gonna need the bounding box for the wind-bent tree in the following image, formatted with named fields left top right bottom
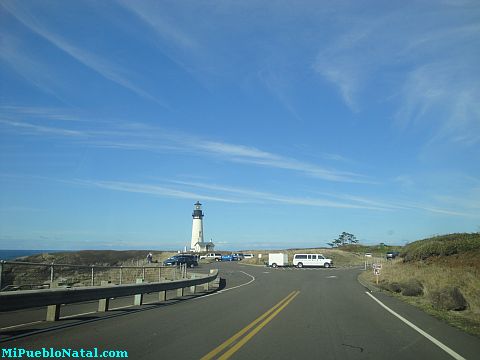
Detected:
left=332, top=232, right=358, bottom=246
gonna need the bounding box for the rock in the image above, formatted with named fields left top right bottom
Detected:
left=401, top=279, right=424, bottom=296
left=430, top=287, right=468, bottom=311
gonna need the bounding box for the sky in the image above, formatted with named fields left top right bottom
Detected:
left=0, top=0, right=479, bottom=251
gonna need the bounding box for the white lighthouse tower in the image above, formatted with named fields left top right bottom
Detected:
left=190, top=201, right=214, bottom=253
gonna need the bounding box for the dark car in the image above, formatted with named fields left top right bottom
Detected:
left=163, top=255, right=198, bottom=267
left=386, top=251, right=400, bottom=260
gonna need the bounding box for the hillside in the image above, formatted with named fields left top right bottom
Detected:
left=400, top=233, right=480, bottom=266
left=360, top=233, right=480, bottom=337
left=15, top=250, right=173, bottom=266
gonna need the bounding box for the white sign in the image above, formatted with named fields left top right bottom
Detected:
left=373, top=268, right=380, bottom=275
left=372, top=263, right=382, bottom=270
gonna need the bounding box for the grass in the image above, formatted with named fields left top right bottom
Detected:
left=401, top=233, right=480, bottom=261
left=359, top=233, right=480, bottom=337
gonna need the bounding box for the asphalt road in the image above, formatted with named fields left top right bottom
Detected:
left=1, top=262, right=479, bottom=359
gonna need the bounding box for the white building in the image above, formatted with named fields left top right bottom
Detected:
left=190, top=201, right=215, bottom=253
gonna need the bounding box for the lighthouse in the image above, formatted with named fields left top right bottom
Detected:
left=190, top=201, right=214, bottom=253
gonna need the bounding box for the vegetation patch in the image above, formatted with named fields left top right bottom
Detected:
left=359, top=233, right=480, bottom=337
left=401, top=233, right=480, bottom=262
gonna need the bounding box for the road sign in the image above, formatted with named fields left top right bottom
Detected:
left=374, top=268, right=380, bottom=275
left=372, top=263, right=382, bottom=270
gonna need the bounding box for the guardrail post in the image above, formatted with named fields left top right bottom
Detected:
left=177, top=269, right=185, bottom=297
left=209, top=269, right=218, bottom=290
left=134, top=278, right=144, bottom=306
left=91, top=266, right=95, bottom=286
left=46, top=304, right=60, bottom=321
left=158, top=267, right=161, bottom=282
left=119, top=266, right=123, bottom=285
left=190, top=274, right=196, bottom=294
left=142, top=267, right=146, bottom=281
left=50, top=262, right=55, bottom=287
left=98, top=281, right=111, bottom=312
left=159, top=289, right=167, bottom=301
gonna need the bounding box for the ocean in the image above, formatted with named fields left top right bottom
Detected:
left=0, top=250, right=65, bottom=261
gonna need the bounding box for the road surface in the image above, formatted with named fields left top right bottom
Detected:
left=1, top=262, right=479, bottom=359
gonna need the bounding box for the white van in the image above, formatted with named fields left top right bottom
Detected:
left=293, top=254, right=333, bottom=268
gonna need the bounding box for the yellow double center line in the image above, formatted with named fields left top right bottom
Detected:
left=201, top=290, right=300, bottom=360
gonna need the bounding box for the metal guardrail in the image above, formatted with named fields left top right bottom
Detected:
left=0, top=260, right=183, bottom=291
left=0, top=269, right=219, bottom=321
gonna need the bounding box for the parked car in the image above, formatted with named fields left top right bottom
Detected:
left=163, top=255, right=198, bottom=267
left=293, top=254, right=333, bottom=268
left=365, top=253, right=372, bottom=257
left=386, top=251, right=400, bottom=260
left=243, top=253, right=254, bottom=259
left=199, top=253, right=222, bottom=261
left=221, top=254, right=239, bottom=261
left=232, top=253, right=244, bottom=260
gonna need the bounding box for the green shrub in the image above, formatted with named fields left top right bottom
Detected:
left=402, top=233, right=480, bottom=262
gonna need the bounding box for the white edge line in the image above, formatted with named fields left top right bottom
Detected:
left=365, top=292, right=466, bottom=360
left=225, top=271, right=255, bottom=291
left=195, top=270, right=255, bottom=299
left=1, top=320, right=43, bottom=331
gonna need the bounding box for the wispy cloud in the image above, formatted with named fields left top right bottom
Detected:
left=0, top=111, right=368, bottom=183
left=258, top=67, right=303, bottom=121
left=72, top=177, right=479, bottom=217
left=396, top=60, right=480, bottom=144
left=72, top=179, right=242, bottom=203
left=0, top=105, right=83, bottom=122
left=313, top=20, right=376, bottom=112
left=0, top=119, right=85, bottom=137
left=1, top=1, right=165, bottom=106
left=118, top=0, right=198, bottom=52
left=313, top=3, right=480, bottom=144
left=0, top=33, right=68, bottom=101
left=171, top=180, right=388, bottom=210
left=74, top=178, right=385, bottom=210
left=194, top=141, right=371, bottom=183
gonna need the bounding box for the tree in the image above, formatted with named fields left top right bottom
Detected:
left=333, top=232, right=358, bottom=246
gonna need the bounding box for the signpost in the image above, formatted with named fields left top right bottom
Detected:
left=373, top=263, right=381, bottom=284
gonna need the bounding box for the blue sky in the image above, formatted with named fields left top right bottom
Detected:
left=1, top=0, right=479, bottom=251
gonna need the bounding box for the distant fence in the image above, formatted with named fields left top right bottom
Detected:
left=0, top=260, right=188, bottom=291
